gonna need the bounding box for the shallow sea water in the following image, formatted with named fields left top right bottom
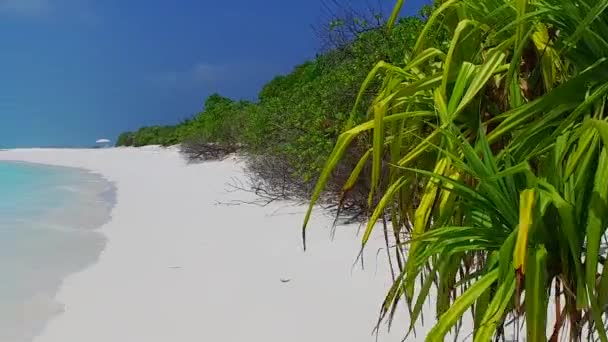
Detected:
left=0, top=161, right=115, bottom=341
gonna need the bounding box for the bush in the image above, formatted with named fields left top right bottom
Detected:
left=114, top=15, right=426, bottom=213
left=127, top=126, right=178, bottom=147
left=180, top=136, right=238, bottom=162
left=305, top=0, right=608, bottom=340
left=116, top=132, right=134, bottom=146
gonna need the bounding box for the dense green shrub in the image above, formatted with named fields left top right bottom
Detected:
left=114, top=125, right=178, bottom=147
left=116, top=131, right=134, bottom=147
left=242, top=16, right=426, bottom=182
left=116, top=15, right=427, bottom=198
left=305, top=0, right=608, bottom=340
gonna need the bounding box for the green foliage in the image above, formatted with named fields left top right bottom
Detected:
left=115, top=94, right=252, bottom=148
left=115, top=16, right=426, bottom=186
left=116, top=131, right=134, bottom=146
left=189, top=94, right=251, bottom=145
left=305, top=0, right=608, bottom=340
left=120, top=125, right=179, bottom=147
left=248, top=16, right=425, bottom=181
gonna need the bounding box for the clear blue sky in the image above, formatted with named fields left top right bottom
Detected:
left=0, top=0, right=428, bottom=147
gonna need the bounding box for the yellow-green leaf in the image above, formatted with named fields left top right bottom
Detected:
left=427, top=269, right=499, bottom=341
left=525, top=245, right=548, bottom=342
left=513, top=188, right=537, bottom=274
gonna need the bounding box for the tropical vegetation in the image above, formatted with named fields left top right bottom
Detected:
left=116, top=14, right=427, bottom=195
left=304, top=0, right=608, bottom=340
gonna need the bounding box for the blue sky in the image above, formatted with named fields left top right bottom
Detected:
left=0, top=0, right=428, bottom=147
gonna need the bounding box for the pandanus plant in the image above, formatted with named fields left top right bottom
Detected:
left=303, top=0, right=608, bottom=340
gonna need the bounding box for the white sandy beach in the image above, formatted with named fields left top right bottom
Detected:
left=0, top=147, right=416, bottom=342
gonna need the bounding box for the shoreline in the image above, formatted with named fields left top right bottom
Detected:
left=0, top=147, right=407, bottom=342
left=0, top=159, right=115, bottom=342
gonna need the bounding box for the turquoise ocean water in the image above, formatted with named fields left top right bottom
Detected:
left=0, top=161, right=115, bottom=341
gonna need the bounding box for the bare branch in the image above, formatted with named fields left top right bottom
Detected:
left=313, top=0, right=387, bottom=52
left=180, top=137, right=238, bottom=162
